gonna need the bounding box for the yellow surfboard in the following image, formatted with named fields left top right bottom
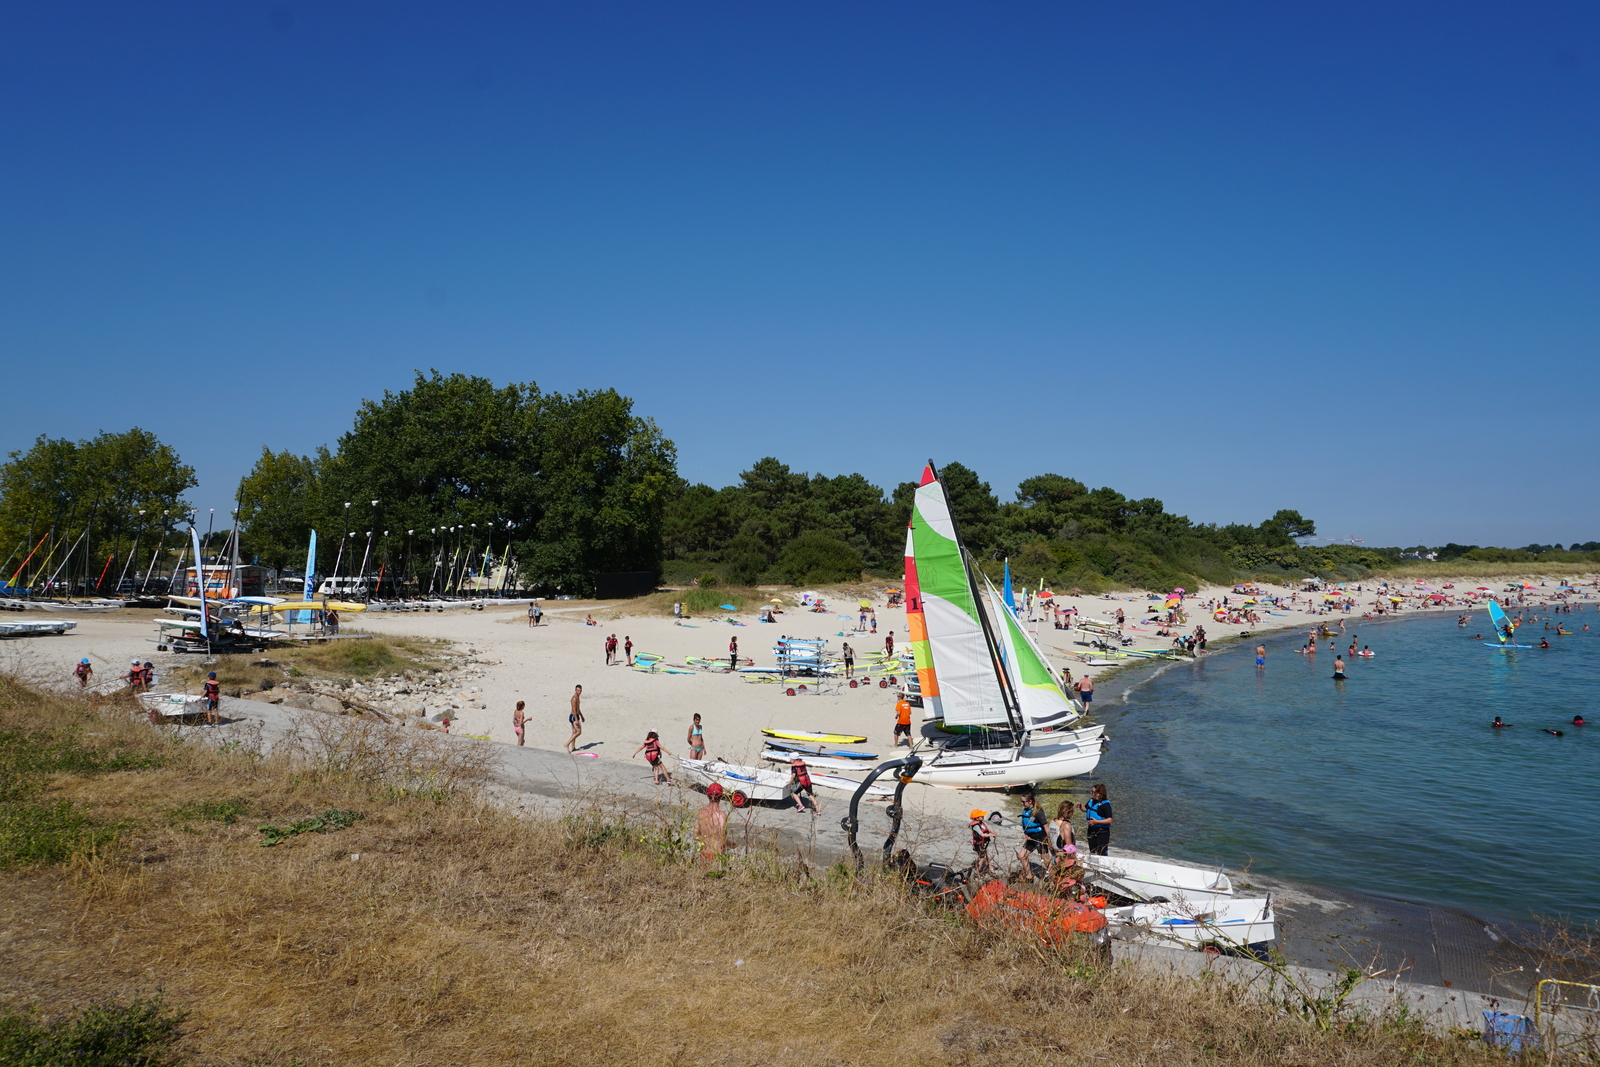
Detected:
left=269, top=600, right=368, bottom=613
left=761, top=728, right=869, bottom=744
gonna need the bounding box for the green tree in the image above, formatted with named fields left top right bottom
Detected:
left=306, top=371, right=676, bottom=595
left=776, top=531, right=864, bottom=585
left=237, top=448, right=323, bottom=572
left=0, top=429, right=195, bottom=589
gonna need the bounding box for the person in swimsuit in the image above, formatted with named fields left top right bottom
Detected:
left=687, top=712, right=706, bottom=760
left=565, top=685, right=584, bottom=753
left=1049, top=800, right=1080, bottom=876
left=1255, top=643, right=1266, bottom=668
left=1075, top=674, right=1093, bottom=707
left=696, top=782, right=728, bottom=862
left=1333, top=655, right=1346, bottom=680
left=633, top=730, right=672, bottom=783
left=512, top=700, right=527, bottom=746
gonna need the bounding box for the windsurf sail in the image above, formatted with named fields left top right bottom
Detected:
left=905, top=464, right=1010, bottom=727
left=189, top=525, right=208, bottom=642
left=1487, top=600, right=1513, bottom=644
left=303, top=531, right=317, bottom=602
left=1003, top=559, right=1016, bottom=614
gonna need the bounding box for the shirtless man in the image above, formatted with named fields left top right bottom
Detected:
left=565, top=686, right=585, bottom=753
left=1255, top=643, right=1266, bottom=669
left=696, top=783, right=728, bottom=862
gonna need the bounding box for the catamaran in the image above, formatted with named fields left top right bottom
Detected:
left=902, top=463, right=1105, bottom=789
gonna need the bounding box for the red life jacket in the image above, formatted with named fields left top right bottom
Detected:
left=644, top=738, right=661, bottom=762
left=791, top=761, right=812, bottom=788
left=203, top=680, right=219, bottom=699
left=140, top=665, right=154, bottom=686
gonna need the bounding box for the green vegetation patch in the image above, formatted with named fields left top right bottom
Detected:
left=0, top=799, right=120, bottom=869
left=258, top=809, right=363, bottom=847
left=0, top=995, right=186, bottom=1067
left=168, top=797, right=252, bottom=828
left=0, top=727, right=164, bottom=798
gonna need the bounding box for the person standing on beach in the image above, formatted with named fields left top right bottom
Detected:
left=842, top=642, right=854, bottom=678
left=1075, top=673, right=1093, bottom=709
left=1084, top=784, right=1112, bottom=856
left=1255, top=643, right=1266, bottom=669
left=728, top=635, right=739, bottom=671
left=202, top=672, right=220, bottom=726
left=696, top=782, right=728, bottom=862
left=326, top=609, right=340, bottom=636
left=869, top=607, right=877, bottom=633
left=893, top=697, right=912, bottom=747
left=566, top=685, right=584, bottom=753
left=788, top=757, right=818, bottom=813
left=1015, top=792, right=1052, bottom=883
left=528, top=603, right=536, bottom=627
left=512, top=700, right=527, bottom=746
left=73, top=658, right=93, bottom=689
left=885, top=632, right=895, bottom=658
left=687, top=712, right=706, bottom=760
left=624, top=636, right=633, bottom=666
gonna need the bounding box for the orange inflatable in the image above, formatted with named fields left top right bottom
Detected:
left=965, top=880, right=1107, bottom=945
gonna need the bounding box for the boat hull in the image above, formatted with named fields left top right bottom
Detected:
left=1104, top=898, right=1274, bottom=952
left=912, top=725, right=1105, bottom=788
left=1084, top=853, right=1233, bottom=905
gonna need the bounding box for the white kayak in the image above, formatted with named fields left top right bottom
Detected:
left=676, top=758, right=791, bottom=806
left=810, top=774, right=895, bottom=798
left=1104, top=897, right=1275, bottom=952
left=1084, top=853, right=1233, bottom=905
left=760, top=750, right=870, bottom=772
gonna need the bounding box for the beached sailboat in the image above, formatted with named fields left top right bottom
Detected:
left=903, top=463, right=1105, bottom=789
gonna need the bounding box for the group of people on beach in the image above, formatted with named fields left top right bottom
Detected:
left=968, top=785, right=1113, bottom=890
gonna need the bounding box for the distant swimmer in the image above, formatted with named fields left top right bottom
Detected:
left=1543, top=729, right=1565, bottom=737
left=1471, top=634, right=1485, bottom=640
left=1492, top=716, right=1512, bottom=728
left=1539, top=638, right=1551, bottom=649
left=1332, top=655, right=1347, bottom=680
left=1359, top=645, right=1374, bottom=657
left=1573, top=716, right=1587, bottom=726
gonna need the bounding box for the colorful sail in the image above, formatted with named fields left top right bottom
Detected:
left=984, top=577, right=1078, bottom=731
left=1487, top=599, right=1513, bottom=644
left=189, top=525, right=208, bottom=642
left=906, top=465, right=1009, bottom=727
left=302, top=530, right=317, bottom=602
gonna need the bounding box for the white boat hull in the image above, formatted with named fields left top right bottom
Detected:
left=1084, top=853, right=1233, bottom=905
left=677, top=758, right=792, bottom=803
left=1105, top=898, right=1274, bottom=951
left=911, top=725, right=1105, bottom=788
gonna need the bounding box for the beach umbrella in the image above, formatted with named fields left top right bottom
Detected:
left=859, top=598, right=871, bottom=608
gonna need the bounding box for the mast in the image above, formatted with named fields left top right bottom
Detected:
left=928, top=461, right=1025, bottom=736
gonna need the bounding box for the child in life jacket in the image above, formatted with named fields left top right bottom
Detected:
left=633, top=731, right=672, bottom=784
left=202, top=672, right=220, bottom=727
left=969, top=809, right=995, bottom=876
left=789, top=757, right=818, bottom=814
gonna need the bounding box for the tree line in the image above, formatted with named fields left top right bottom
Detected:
left=4, top=375, right=1596, bottom=595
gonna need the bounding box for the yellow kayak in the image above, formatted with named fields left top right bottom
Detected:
left=761, top=728, right=869, bottom=744
left=270, top=600, right=368, bottom=613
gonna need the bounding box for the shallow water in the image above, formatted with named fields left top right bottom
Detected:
left=1087, top=606, right=1599, bottom=925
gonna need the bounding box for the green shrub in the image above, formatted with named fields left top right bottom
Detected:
left=0, top=800, right=118, bottom=868
left=685, top=589, right=741, bottom=614
left=0, top=995, right=186, bottom=1067
left=775, top=532, right=863, bottom=585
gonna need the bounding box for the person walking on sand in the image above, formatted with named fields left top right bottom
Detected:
left=1015, top=792, right=1053, bottom=883
left=528, top=602, right=536, bottom=627
left=1049, top=800, right=1080, bottom=873
left=696, top=782, right=728, bottom=863
left=565, top=685, right=585, bottom=753
left=728, top=635, right=739, bottom=672
left=788, top=756, right=819, bottom=814
left=885, top=631, right=894, bottom=658
left=73, top=658, right=93, bottom=689
left=1084, top=784, right=1112, bottom=856
left=969, top=809, right=995, bottom=877
left=325, top=609, right=340, bottom=636
left=512, top=700, right=527, bottom=746
left=633, top=730, right=672, bottom=783
left=624, top=636, right=633, bottom=666
left=202, top=671, right=220, bottom=726
left=869, top=607, right=877, bottom=633
left=1255, top=643, right=1266, bottom=669
left=842, top=641, right=854, bottom=678
left=687, top=712, right=706, bottom=760
left=893, top=697, right=913, bottom=747
left=532, top=600, right=542, bottom=626
left=1075, top=673, right=1093, bottom=709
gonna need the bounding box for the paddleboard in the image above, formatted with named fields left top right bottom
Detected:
left=264, top=600, right=368, bottom=613
left=762, top=739, right=878, bottom=759
left=762, top=728, right=868, bottom=744
left=1484, top=643, right=1532, bottom=649
left=760, top=750, right=871, bottom=772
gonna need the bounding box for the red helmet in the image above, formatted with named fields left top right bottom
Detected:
left=705, top=783, right=724, bottom=800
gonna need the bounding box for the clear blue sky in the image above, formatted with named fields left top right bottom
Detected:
left=3, top=2, right=1596, bottom=548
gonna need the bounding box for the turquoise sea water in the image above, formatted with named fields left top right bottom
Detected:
left=1097, top=606, right=1599, bottom=925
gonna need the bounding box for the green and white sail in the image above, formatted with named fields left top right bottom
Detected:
left=983, top=576, right=1079, bottom=731
left=907, top=467, right=1009, bottom=727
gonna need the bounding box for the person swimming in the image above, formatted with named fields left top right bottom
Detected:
left=1573, top=716, right=1587, bottom=726
left=1492, top=716, right=1511, bottom=728
left=1359, top=645, right=1374, bottom=657
left=1540, top=638, right=1551, bottom=648
left=1543, top=729, right=1566, bottom=737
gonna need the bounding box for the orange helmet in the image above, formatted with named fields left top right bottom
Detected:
left=969, top=809, right=986, bottom=821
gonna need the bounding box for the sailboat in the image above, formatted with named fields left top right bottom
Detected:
left=1484, top=599, right=1529, bottom=648
left=903, top=462, right=1105, bottom=789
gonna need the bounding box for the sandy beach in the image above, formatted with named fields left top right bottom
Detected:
left=10, top=573, right=1593, bottom=838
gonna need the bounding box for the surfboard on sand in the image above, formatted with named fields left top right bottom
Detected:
left=761, top=728, right=869, bottom=744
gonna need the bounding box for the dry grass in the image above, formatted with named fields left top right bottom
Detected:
left=163, top=634, right=450, bottom=694
left=0, top=678, right=1525, bottom=1067
left=1370, top=562, right=1599, bottom=582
